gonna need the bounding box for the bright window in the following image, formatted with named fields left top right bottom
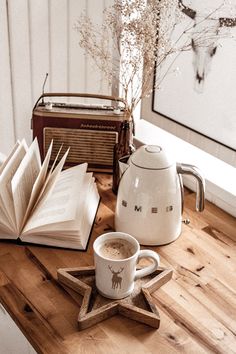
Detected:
left=137, top=1, right=236, bottom=216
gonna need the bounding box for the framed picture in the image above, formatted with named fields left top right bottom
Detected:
left=153, top=0, right=236, bottom=151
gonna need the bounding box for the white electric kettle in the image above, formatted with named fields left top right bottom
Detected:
left=115, top=145, right=205, bottom=245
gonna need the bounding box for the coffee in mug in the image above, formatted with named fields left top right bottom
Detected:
left=98, top=238, right=135, bottom=260
left=93, top=232, right=160, bottom=299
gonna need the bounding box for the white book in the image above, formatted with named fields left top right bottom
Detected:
left=0, top=139, right=100, bottom=250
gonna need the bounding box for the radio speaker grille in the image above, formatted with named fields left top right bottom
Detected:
left=44, top=127, right=118, bottom=170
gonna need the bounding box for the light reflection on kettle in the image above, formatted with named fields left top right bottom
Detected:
left=115, top=145, right=205, bottom=246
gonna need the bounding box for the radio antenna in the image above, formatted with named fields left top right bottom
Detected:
left=42, top=73, right=49, bottom=104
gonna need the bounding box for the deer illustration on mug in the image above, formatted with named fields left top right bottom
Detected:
left=108, top=266, right=124, bottom=289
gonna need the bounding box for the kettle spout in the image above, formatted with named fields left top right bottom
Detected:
left=118, top=155, right=130, bottom=179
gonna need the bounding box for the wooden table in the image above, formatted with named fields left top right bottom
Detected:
left=0, top=174, right=235, bottom=354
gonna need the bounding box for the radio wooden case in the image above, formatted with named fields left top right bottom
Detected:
left=31, top=93, right=128, bottom=172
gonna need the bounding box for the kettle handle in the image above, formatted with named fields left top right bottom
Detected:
left=178, top=173, right=184, bottom=214
left=177, top=163, right=205, bottom=212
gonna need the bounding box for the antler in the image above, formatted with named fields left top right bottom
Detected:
left=178, top=0, right=196, bottom=19
left=118, top=267, right=124, bottom=274
left=179, top=1, right=236, bottom=27
left=108, top=265, right=113, bottom=273
left=219, top=17, right=236, bottom=27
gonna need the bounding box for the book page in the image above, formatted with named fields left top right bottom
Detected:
left=29, top=144, right=64, bottom=214
left=26, top=173, right=93, bottom=233
left=11, top=139, right=41, bottom=233
left=0, top=222, right=15, bottom=238
left=79, top=177, right=100, bottom=249
left=28, top=148, right=69, bottom=216
left=0, top=140, right=28, bottom=230
left=21, top=141, right=53, bottom=230
left=20, top=170, right=100, bottom=250
left=22, top=163, right=87, bottom=233
left=0, top=195, right=14, bottom=231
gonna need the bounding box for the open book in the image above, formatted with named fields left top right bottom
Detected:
left=0, top=139, right=100, bottom=250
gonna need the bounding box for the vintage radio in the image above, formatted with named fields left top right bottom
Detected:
left=31, top=93, right=129, bottom=172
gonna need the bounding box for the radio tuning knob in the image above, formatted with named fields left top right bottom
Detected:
left=45, top=102, right=53, bottom=110
left=113, top=108, right=121, bottom=114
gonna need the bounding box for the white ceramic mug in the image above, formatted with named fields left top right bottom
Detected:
left=93, top=232, right=160, bottom=299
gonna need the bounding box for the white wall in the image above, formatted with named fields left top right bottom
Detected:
left=0, top=0, right=112, bottom=155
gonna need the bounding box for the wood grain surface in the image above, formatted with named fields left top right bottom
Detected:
left=57, top=266, right=173, bottom=330
left=0, top=173, right=235, bottom=354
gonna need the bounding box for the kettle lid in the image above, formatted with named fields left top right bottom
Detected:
left=130, top=145, right=175, bottom=169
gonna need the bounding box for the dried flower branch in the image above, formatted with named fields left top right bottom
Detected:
left=75, top=0, right=178, bottom=117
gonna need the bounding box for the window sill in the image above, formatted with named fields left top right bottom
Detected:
left=135, top=119, right=236, bottom=217
left=0, top=152, right=6, bottom=164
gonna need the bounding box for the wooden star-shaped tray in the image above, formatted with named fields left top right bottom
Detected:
left=57, top=266, right=172, bottom=330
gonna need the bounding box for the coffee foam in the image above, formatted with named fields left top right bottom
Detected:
left=98, top=238, right=135, bottom=260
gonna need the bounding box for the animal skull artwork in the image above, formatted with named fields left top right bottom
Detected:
left=178, top=0, right=236, bottom=92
